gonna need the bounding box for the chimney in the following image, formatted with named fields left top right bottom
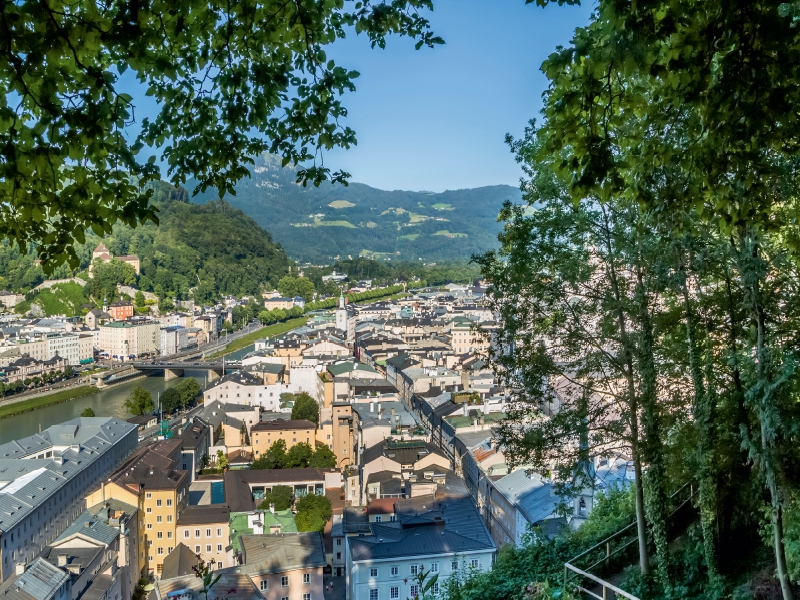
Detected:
left=57, top=555, right=67, bottom=567
left=370, top=401, right=375, bottom=413
left=377, top=403, right=381, bottom=414
left=15, top=563, right=25, bottom=576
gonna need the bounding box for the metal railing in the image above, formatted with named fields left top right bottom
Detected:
left=564, top=481, right=696, bottom=600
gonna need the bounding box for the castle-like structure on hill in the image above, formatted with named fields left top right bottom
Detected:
left=88, top=242, right=140, bottom=278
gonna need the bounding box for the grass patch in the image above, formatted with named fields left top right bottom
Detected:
left=433, top=230, right=468, bottom=238
left=210, top=317, right=309, bottom=358
left=398, top=234, right=420, bottom=241
left=408, top=212, right=429, bottom=223
left=16, top=282, right=91, bottom=317
left=365, top=221, right=377, bottom=228
left=328, top=200, right=356, bottom=208
left=432, top=203, right=454, bottom=210
left=0, top=385, right=100, bottom=419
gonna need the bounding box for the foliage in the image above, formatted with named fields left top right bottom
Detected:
left=215, top=449, right=228, bottom=472
left=191, top=155, right=521, bottom=263
left=252, top=439, right=288, bottom=470
left=81, top=407, right=96, bottom=417
left=295, top=494, right=332, bottom=532
left=304, top=284, right=405, bottom=312
left=408, top=566, right=440, bottom=600
left=258, top=485, right=294, bottom=512
left=291, top=393, right=320, bottom=425
left=124, top=386, right=154, bottom=416
left=285, top=442, right=314, bottom=469
left=97, top=185, right=293, bottom=303
left=85, top=260, right=136, bottom=303
left=309, top=445, right=337, bottom=469
left=277, top=277, right=316, bottom=302
left=134, top=291, right=145, bottom=307
left=1, top=1, right=442, bottom=269
left=159, top=387, right=182, bottom=414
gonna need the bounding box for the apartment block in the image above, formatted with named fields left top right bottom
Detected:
left=0, top=417, right=138, bottom=582
left=98, top=320, right=159, bottom=360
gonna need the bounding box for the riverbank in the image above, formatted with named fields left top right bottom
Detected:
left=0, top=385, right=100, bottom=420
left=209, top=317, right=309, bottom=358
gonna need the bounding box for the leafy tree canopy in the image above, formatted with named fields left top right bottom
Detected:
left=285, top=442, right=314, bottom=469
left=258, top=485, right=294, bottom=512
left=277, top=276, right=316, bottom=302
left=124, top=385, right=154, bottom=416
left=291, top=392, right=320, bottom=425
left=81, top=407, right=96, bottom=417
left=1, top=1, right=442, bottom=270
left=295, top=494, right=332, bottom=532
left=309, top=445, right=337, bottom=469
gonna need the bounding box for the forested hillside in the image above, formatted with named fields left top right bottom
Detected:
left=0, top=183, right=292, bottom=305
left=189, top=154, right=522, bottom=263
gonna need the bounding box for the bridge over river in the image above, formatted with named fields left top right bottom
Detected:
left=131, top=360, right=242, bottom=380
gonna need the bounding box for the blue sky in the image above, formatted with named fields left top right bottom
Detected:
left=322, top=0, right=593, bottom=192
left=122, top=1, right=593, bottom=194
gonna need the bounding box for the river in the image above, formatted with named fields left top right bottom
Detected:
left=0, top=341, right=262, bottom=445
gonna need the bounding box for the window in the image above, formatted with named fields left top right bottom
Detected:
left=146, top=508, right=152, bottom=514
left=195, top=546, right=200, bottom=553
left=369, top=590, right=378, bottom=600
left=370, top=568, right=378, bottom=577
left=336, top=553, right=341, bottom=560
left=217, top=528, right=222, bottom=537
left=410, top=565, right=419, bottom=576
left=302, top=574, right=311, bottom=584
left=470, top=559, right=479, bottom=569
left=146, top=493, right=152, bottom=499
left=206, top=529, right=211, bottom=537
left=391, top=566, right=399, bottom=576
left=157, top=532, right=163, bottom=539
left=390, top=587, right=399, bottom=599
left=157, top=548, right=164, bottom=555
left=374, top=516, right=382, bottom=523
left=451, top=561, right=458, bottom=571
left=184, top=531, right=190, bottom=539
left=206, top=545, right=211, bottom=553
left=195, top=529, right=200, bottom=537
left=217, top=544, right=222, bottom=552
left=146, top=524, right=152, bottom=530
left=168, top=547, right=173, bottom=554
left=166, top=499, right=173, bottom=507
left=389, top=515, right=396, bottom=522
left=281, top=576, right=289, bottom=588
left=259, top=581, right=268, bottom=591
left=336, top=539, right=342, bottom=546
left=156, top=516, right=162, bottom=523
left=409, top=585, right=419, bottom=597
left=430, top=563, right=439, bottom=573
left=156, top=500, right=162, bottom=507
left=167, top=515, right=173, bottom=523
left=433, top=583, right=439, bottom=596
left=167, top=532, right=172, bottom=539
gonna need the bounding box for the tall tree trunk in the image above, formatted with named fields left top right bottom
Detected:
left=636, top=263, right=671, bottom=593
left=678, top=256, right=719, bottom=582
left=600, top=206, right=650, bottom=575
left=738, top=230, right=793, bottom=600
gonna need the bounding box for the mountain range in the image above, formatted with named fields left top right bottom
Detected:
left=190, top=154, right=522, bottom=264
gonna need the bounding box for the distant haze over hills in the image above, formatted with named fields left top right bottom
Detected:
left=190, top=155, right=522, bottom=264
